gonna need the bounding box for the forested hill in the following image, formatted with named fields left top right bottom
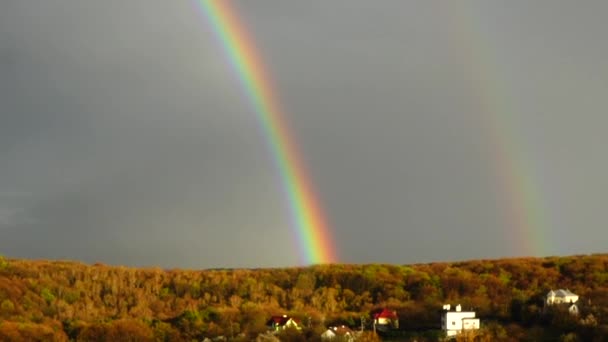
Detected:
left=0, top=254, right=607, bottom=341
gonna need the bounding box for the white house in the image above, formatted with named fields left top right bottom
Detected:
left=321, top=326, right=354, bottom=341
left=321, top=329, right=336, bottom=340
left=546, top=289, right=579, bottom=315
left=266, top=315, right=301, bottom=331
left=546, top=289, right=578, bottom=305
left=441, top=304, right=480, bottom=337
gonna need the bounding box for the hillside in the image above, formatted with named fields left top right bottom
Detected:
left=0, top=254, right=607, bottom=341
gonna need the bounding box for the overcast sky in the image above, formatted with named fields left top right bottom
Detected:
left=1, top=1, right=607, bottom=268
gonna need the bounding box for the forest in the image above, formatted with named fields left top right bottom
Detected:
left=0, top=254, right=607, bottom=341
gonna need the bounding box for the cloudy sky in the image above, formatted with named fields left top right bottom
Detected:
left=1, top=1, right=607, bottom=268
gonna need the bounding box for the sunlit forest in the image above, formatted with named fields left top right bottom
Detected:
left=0, top=254, right=607, bottom=341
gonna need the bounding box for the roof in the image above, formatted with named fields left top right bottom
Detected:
left=548, top=289, right=577, bottom=297
left=331, top=325, right=353, bottom=335
left=373, top=308, right=398, bottom=319
left=266, top=315, right=302, bottom=327
left=267, top=315, right=290, bottom=326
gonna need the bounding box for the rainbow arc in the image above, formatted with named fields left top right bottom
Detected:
left=196, top=0, right=336, bottom=264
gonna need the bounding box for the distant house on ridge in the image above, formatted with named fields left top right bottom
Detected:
left=546, top=289, right=580, bottom=315
left=266, top=315, right=301, bottom=331
left=372, top=308, right=399, bottom=330
left=321, top=325, right=355, bottom=341
left=441, top=304, right=480, bottom=337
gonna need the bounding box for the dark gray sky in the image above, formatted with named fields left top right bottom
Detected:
left=1, top=1, right=607, bottom=268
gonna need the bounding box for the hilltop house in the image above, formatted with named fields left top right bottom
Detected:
left=266, top=315, right=301, bottom=331
left=321, top=325, right=355, bottom=341
left=441, top=304, right=480, bottom=337
left=372, top=308, right=399, bottom=330
left=546, top=289, right=579, bottom=315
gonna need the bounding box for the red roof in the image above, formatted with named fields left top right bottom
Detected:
left=373, top=308, right=398, bottom=319
left=268, top=315, right=289, bottom=326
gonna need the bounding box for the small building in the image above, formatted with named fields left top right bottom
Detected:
left=546, top=289, right=579, bottom=315
left=546, top=289, right=578, bottom=305
left=441, top=304, right=480, bottom=337
left=266, top=315, right=301, bottom=331
left=321, top=325, right=355, bottom=341
left=372, top=308, right=399, bottom=330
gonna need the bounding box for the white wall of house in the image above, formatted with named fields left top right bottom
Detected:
left=284, top=319, right=299, bottom=329
left=321, top=330, right=335, bottom=340
left=377, top=317, right=391, bottom=325
left=462, top=318, right=480, bottom=330
left=441, top=311, right=479, bottom=336
left=547, top=290, right=579, bottom=305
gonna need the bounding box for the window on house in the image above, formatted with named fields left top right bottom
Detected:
left=452, top=321, right=455, bottom=326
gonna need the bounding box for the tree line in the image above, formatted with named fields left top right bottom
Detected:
left=0, top=254, right=607, bottom=341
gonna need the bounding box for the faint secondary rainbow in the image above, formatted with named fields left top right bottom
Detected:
left=446, top=3, right=550, bottom=257
left=195, top=0, right=336, bottom=264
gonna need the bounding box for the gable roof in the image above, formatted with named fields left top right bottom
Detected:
left=558, top=289, right=576, bottom=296
left=267, top=315, right=289, bottom=326
left=266, top=315, right=300, bottom=327
left=332, top=325, right=353, bottom=335
left=548, top=289, right=578, bottom=297
left=373, top=308, right=398, bottom=319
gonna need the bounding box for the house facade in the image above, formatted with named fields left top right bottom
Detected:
left=266, top=315, right=301, bottom=331
left=546, top=289, right=579, bottom=315
left=441, top=304, right=480, bottom=337
left=372, top=308, right=399, bottom=330
left=321, top=326, right=355, bottom=341
left=547, top=289, right=578, bottom=305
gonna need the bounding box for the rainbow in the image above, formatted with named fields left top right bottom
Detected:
left=447, top=4, right=550, bottom=257
left=195, top=0, right=336, bottom=264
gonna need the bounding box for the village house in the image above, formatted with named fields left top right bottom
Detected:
left=266, top=315, right=301, bottom=331
left=372, top=308, right=399, bottom=331
left=441, top=304, right=480, bottom=337
left=546, top=289, right=580, bottom=315
left=321, top=325, right=355, bottom=341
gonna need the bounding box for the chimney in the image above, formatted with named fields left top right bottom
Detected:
left=456, top=304, right=461, bottom=312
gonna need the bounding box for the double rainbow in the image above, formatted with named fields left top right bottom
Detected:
left=195, top=0, right=336, bottom=264
left=448, top=3, right=550, bottom=257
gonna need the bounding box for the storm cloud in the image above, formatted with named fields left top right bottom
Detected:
left=1, top=1, right=607, bottom=268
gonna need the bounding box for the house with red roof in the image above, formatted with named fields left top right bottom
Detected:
left=372, top=308, right=399, bottom=330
